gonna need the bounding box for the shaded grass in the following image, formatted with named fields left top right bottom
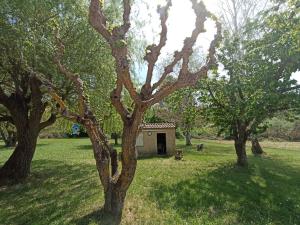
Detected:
left=0, top=138, right=300, bottom=224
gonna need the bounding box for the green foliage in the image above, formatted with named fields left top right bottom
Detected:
left=0, top=0, right=119, bottom=135
left=265, top=115, right=300, bottom=141
left=199, top=1, right=300, bottom=139
left=164, top=88, right=201, bottom=138
left=144, top=107, right=166, bottom=123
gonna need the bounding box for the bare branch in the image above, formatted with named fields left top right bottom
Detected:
left=89, top=0, right=142, bottom=106
left=113, top=0, right=132, bottom=39
left=110, top=77, right=130, bottom=122
left=89, top=0, right=112, bottom=42
left=149, top=1, right=222, bottom=105
left=152, top=1, right=211, bottom=91
left=144, top=0, right=172, bottom=88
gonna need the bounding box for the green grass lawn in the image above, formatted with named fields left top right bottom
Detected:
left=0, top=139, right=300, bottom=225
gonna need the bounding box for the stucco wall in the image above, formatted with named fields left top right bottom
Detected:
left=136, top=128, right=176, bottom=157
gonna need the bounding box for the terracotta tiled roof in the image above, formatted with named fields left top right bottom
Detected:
left=140, top=123, right=175, bottom=129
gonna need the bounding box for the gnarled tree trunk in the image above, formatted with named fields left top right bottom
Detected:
left=0, top=127, right=38, bottom=181
left=0, top=76, right=56, bottom=184
left=0, top=104, right=41, bottom=183
left=234, top=138, right=247, bottom=166
left=251, top=137, right=264, bottom=155
left=233, top=123, right=248, bottom=167
left=83, top=112, right=142, bottom=223
left=103, top=114, right=142, bottom=221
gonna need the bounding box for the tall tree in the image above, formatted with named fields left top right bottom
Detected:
left=0, top=0, right=115, bottom=183
left=89, top=0, right=220, bottom=220
left=199, top=0, right=300, bottom=166
left=41, top=0, right=221, bottom=222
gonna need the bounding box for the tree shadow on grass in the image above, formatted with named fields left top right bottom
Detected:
left=75, top=144, right=93, bottom=150
left=75, top=143, right=121, bottom=151
left=0, top=143, right=48, bottom=151
left=138, top=154, right=173, bottom=161
left=0, top=146, right=14, bottom=151
left=0, top=160, right=104, bottom=225
left=74, top=208, right=120, bottom=225
left=149, top=157, right=300, bottom=225
left=36, top=143, right=50, bottom=147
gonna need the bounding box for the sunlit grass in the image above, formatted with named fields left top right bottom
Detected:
left=0, top=138, right=300, bottom=225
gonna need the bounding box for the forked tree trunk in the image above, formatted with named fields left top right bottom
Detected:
left=85, top=114, right=141, bottom=224
left=251, top=137, right=264, bottom=155
left=105, top=124, right=138, bottom=222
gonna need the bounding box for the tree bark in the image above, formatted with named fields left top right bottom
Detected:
left=251, top=137, right=264, bottom=155
left=0, top=125, right=38, bottom=183
left=99, top=113, right=142, bottom=222
left=185, top=131, right=192, bottom=146
left=234, top=138, right=247, bottom=166
left=233, top=123, right=248, bottom=167
left=103, top=185, right=126, bottom=224
left=82, top=112, right=140, bottom=223
left=0, top=76, right=55, bottom=184
left=105, top=121, right=139, bottom=221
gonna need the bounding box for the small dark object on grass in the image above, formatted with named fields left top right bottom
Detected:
left=175, top=150, right=183, bottom=160
left=197, top=144, right=204, bottom=151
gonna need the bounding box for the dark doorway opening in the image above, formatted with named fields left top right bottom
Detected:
left=157, top=133, right=167, bottom=155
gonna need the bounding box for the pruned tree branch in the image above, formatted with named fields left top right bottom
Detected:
left=110, top=77, right=130, bottom=122
left=151, top=2, right=221, bottom=95
left=149, top=4, right=222, bottom=105
left=89, top=0, right=141, bottom=107
left=89, top=0, right=112, bottom=42
left=143, top=0, right=172, bottom=89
